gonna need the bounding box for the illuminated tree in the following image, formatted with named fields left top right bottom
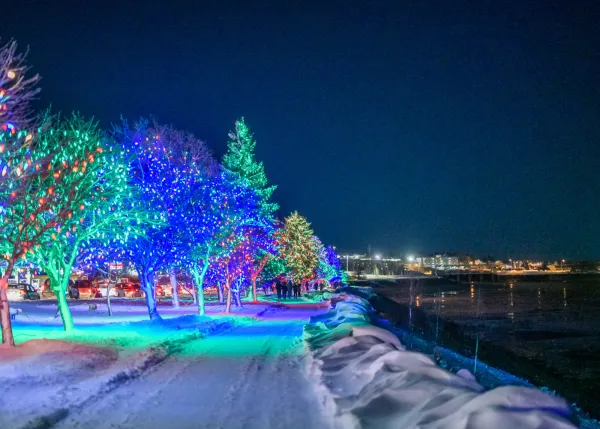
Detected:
left=313, top=236, right=327, bottom=281
left=324, top=245, right=343, bottom=282
left=114, top=119, right=213, bottom=320
left=0, top=41, right=41, bottom=346
left=209, top=246, right=245, bottom=313
left=241, top=226, right=278, bottom=302
left=0, top=41, right=40, bottom=133
left=316, top=244, right=343, bottom=284
left=182, top=171, right=263, bottom=315
left=262, top=255, right=287, bottom=282
left=223, top=118, right=277, bottom=219
left=29, top=115, right=148, bottom=330
left=278, top=212, right=319, bottom=285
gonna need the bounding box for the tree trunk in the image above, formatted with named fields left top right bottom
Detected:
left=248, top=275, right=259, bottom=303
left=106, top=282, right=113, bottom=317
left=0, top=275, right=15, bottom=346
left=48, top=268, right=76, bottom=332
left=189, top=285, right=197, bottom=304
left=170, top=271, right=180, bottom=309
left=55, top=280, right=75, bottom=331
left=225, top=281, right=232, bottom=314
left=140, top=268, right=161, bottom=320
left=191, top=264, right=208, bottom=316
left=217, top=282, right=223, bottom=303
left=232, top=278, right=243, bottom=308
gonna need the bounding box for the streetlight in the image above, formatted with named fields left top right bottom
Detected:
left=407, top=255, right=414, bottom=262
left=561, top=259, right=565, bottom=271
left=375, top=254, right=381, bottom=260
left=344, top=255, right=349, bottom=272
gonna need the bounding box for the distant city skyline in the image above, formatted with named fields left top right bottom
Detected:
left=337, top=247, right=582, bottom=262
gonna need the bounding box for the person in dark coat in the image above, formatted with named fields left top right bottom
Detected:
left=276, top=278, right=282, bottom=300
left=281, top=280, right=288, bottom=300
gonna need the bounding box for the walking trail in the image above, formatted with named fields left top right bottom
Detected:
left=54, top=306, right=333, bottom=429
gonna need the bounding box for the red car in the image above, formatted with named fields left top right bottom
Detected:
left=74, top=280, right=98, bottom=299
left=116, top=282, right=144, bottom=298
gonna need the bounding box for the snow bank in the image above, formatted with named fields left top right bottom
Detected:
left=304, top=293, right=576, bottom=429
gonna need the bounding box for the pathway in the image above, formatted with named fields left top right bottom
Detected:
left=53, top=306, right=333, bottom=429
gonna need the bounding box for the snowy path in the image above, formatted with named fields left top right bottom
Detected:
left=54, top=307, right=333, bottom=429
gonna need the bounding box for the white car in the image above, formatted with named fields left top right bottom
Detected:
left=7, top=283, right=41, bottom=301
left=95, top=285, right=122, bottom=298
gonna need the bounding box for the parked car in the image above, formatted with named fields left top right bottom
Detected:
left=67, top=281, right=80, bottom=299
left=117, top=282, right=144, bottom=298
left=74, top=280, right=97, bottom=299
left=95, top=283, right=121, bottom=298
left=7, top=283, right=41, bottom=301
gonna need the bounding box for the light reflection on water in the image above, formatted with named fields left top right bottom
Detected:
left=388, top=276, right=599, bottom=323
left=380, top=275, right=600, bottom=420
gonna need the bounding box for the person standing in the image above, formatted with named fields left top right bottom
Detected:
left=281, top=279, right=288, bottom=300
left=276, top=278, right=282, bottom=300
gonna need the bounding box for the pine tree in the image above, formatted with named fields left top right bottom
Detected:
left=223, top=118, right=278, bottom=218
left=279, top=212, right=319, bottom=283
left=316, top=244, right=343, bottom=284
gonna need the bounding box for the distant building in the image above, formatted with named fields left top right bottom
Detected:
left=414, top=253, right=461, bottom=270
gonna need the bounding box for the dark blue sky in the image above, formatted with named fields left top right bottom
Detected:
left=3, top=0, right=599, bottom=260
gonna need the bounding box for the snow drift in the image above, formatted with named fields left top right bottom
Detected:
left=304, top=294, right=576, bottom=429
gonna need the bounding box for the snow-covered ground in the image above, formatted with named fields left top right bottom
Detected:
left=4, top=293, right=589, bottom=429
left=304, top=293, right=579, bottom=429
left=0, top=314, right=241, bottom=429
left=50, top=306, right=332, bottom=429
left=9, top=299, right=268, bottom=327
left=1, top=303, right=334, bottom=429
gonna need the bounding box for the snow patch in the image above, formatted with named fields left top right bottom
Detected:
left=351, top=325, right=403, bottom=349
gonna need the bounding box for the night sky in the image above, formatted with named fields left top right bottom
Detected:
left=3, top=0, right=599, bottom=260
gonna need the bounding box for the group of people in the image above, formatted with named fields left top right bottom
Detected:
left=274, top=277, right=301, bottom=300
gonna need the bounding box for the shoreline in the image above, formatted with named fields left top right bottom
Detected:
left=344, top=280, right=600, bottom=422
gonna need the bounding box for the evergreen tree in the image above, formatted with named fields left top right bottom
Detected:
left=279, top=212, right=319, bottom=283
left=223, top=118, right=277, bottom=218
left=316, top=244, right=343, bottom=284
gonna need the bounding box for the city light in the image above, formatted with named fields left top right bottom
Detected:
left=407, top=255, right=414, bottom=262
left=374, top=254, right=381, bottom=260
